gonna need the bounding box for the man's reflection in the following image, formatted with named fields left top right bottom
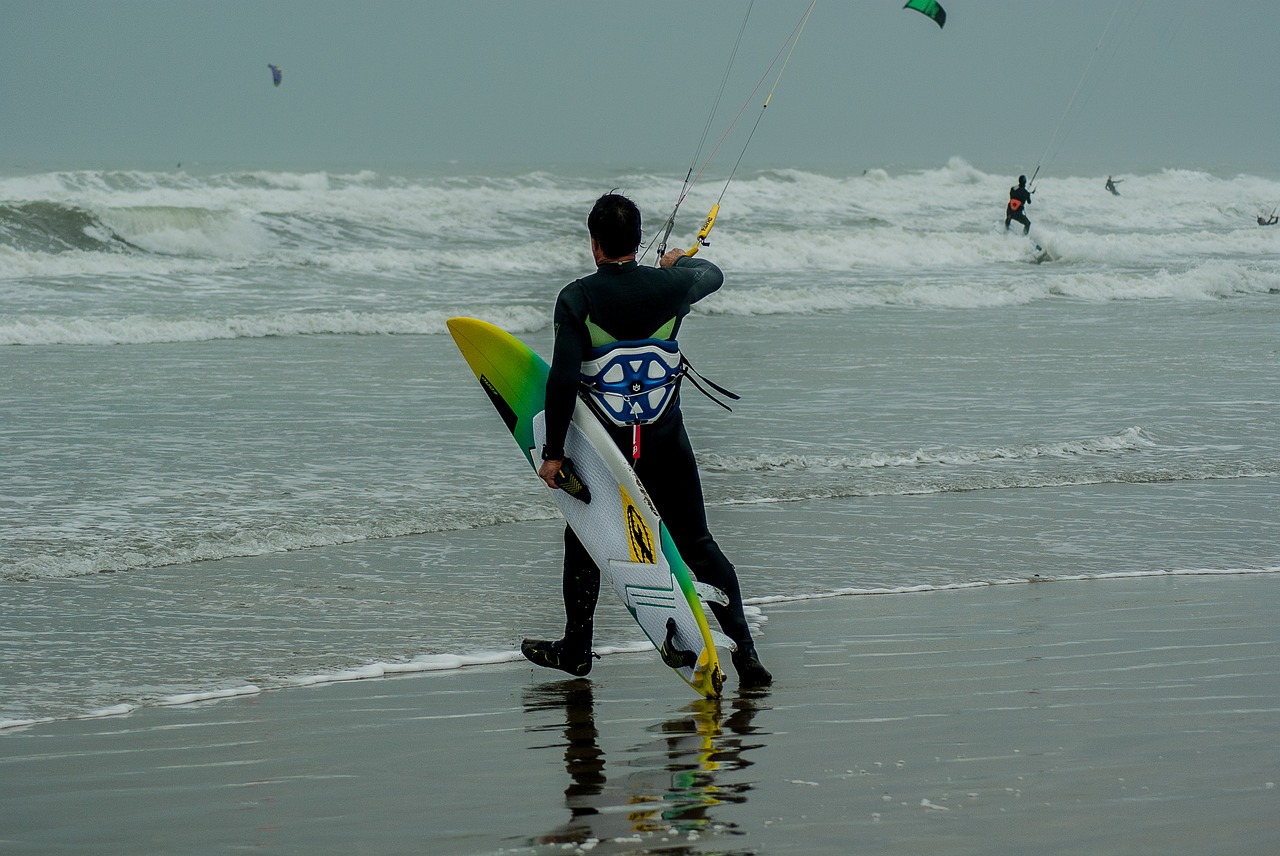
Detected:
left=523, top=680, right=769, bottom=850
left=523, top=678, right=605, bottom=835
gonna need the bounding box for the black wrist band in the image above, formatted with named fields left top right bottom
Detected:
left=540, top=446, right=564, bottom=461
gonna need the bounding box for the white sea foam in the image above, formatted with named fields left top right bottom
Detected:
left=4, top=162, right=1278, bottom=295
left=79, top=703, right=137, bottom=720
left=8, top=425, right=1272, bottom=584
left=1, top=498, right=563, bottom=582
left=96, top=206, right=273, bottom=257
left=156, top=685, right=261, bottom=706
left=744, top=565, right=1280, bottom=605
left=0, top=305, right=547, bottom=346
left=701, top=427, right=1156, bottom=474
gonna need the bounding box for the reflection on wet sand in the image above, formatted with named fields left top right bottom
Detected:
left=523, top=680, right=769, bottom=852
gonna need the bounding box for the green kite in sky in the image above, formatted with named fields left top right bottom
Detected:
left=904, top=0, right=946, bottom=29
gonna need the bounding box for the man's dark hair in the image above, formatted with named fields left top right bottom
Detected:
left=587, top=192, right=642, bottom=258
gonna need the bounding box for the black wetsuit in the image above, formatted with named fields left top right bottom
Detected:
left=1006, top=184, right=1032, bottom=234
left=543, top=257, right=755, bottom=649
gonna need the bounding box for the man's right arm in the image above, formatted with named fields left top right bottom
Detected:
left=542, top=291, right=586, bottom=464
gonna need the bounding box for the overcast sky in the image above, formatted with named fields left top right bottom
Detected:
left=3, top=1, right=1277, bottom=175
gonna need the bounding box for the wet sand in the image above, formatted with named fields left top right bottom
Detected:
left=2, top=572, right=1277, bottom=855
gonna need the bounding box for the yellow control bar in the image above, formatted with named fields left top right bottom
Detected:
left=684, top=204, right=719, bottom=258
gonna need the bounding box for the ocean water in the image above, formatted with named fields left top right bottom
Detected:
left=2, top=158, right=1278, bottom=727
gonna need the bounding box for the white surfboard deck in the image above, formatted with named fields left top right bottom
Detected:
left=533, top=405, right=726, bottom=697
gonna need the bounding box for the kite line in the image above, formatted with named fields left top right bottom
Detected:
left=1029, top=0, right=1144, bottom=191
left=646, top=0, right=818, bottom=262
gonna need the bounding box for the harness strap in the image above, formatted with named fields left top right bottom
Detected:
left=681, top=355, right=740, bottom=412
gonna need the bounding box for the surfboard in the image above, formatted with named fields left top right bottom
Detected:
left=1028, top=232, right=1052, bottom=263
left=1004, top=224, right=1050, bottom=264
left=446, top=317, right=726, bottom=699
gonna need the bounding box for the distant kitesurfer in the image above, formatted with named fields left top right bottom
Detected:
left=524, top=192, right=772, bottom=689
left=1259, top=212, right=1279, bottom=226
left=1005, top=175, right=1032, bottom=235
left=1105, top=176, right=1122, bottom=196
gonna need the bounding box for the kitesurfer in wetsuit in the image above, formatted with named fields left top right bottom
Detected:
left=1105, top=176, right=1122, bottom=196
left=1258, top=213, right=1279, bottom=226
left=1005, top=175, right=1032, bottom=235
left=523, top=192, right=772, bottom=689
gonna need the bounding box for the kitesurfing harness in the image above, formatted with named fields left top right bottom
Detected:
left=579, top=338, right=739, bottom=461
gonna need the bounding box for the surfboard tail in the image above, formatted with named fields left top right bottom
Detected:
left=660, top=524, right=725, bottom=698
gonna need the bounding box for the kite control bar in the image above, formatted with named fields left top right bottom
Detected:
left=684, top=204, right=719, bottom=258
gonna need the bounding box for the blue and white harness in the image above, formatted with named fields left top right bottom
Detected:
left=580, top=339, right=684, bottom=428
left=579, top=339, right=739, bottom=462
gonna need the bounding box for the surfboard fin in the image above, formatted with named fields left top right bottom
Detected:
left=553, top=458, right=592, bottom=504
left=659, top=618, right=698, bottom=670
left=691, top=580, right=729, bottom=606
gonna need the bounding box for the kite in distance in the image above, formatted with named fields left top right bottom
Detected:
left=268, top=64, right=282, bottom=87
left=904, top=0, right=946, bottom=29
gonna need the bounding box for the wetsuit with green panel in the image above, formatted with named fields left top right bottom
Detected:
left=542, top=256, right=755, bottom=651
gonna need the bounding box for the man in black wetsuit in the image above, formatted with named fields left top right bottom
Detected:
left=523, top=192, right=772, bottom=689
left=1005, top=174, right=1032, bottom=235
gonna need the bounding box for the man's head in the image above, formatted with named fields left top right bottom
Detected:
left=1018, top=175, right=1027, bottom=186
left=588, top=192, right=642, bottom=259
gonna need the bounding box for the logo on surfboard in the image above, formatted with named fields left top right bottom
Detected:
left=478, top=374, right=519, bottom=435
left=619, top=486, right=655, bottom=564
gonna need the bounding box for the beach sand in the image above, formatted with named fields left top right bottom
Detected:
left=2, top=572, right=1277, bottom=855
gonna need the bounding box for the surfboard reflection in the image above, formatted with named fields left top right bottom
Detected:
left=522, top=680, right=768, bottom=850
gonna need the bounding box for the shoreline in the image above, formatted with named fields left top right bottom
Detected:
left=3, top=572, right=1277, bottom=855
left=3, top=567, right=1276, bottom=734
